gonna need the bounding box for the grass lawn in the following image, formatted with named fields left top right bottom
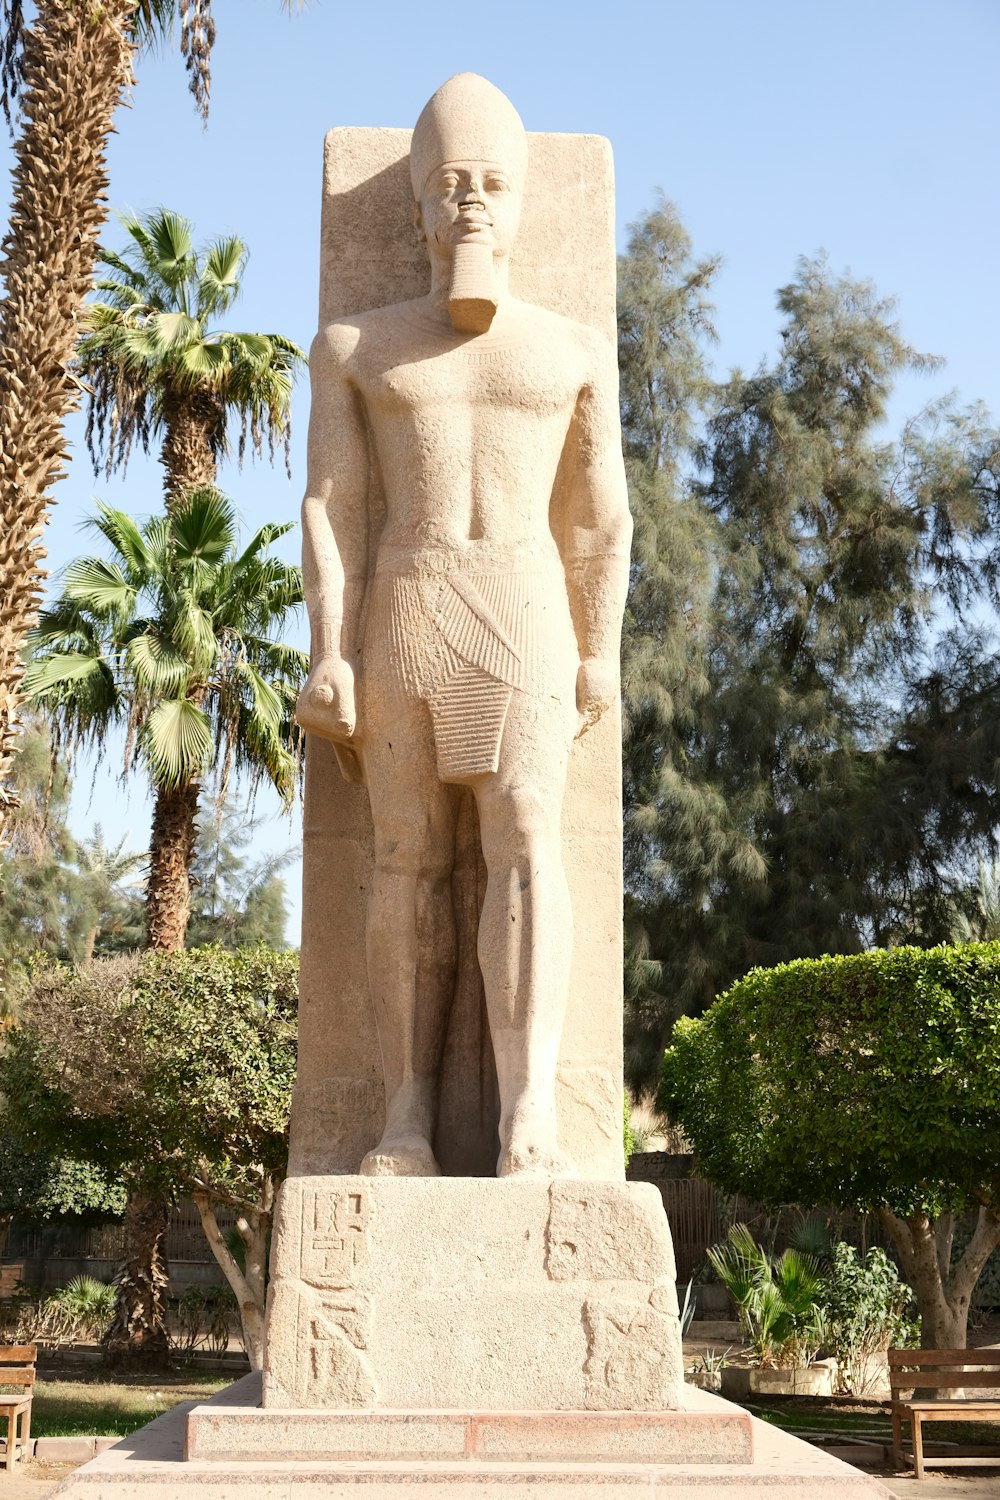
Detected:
left=744, top=1395, right=1000, bottom=1450
left=29, top=1368, right=231, bottom=1437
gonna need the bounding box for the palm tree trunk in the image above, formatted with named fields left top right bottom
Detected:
left=102, top=1183, right=171, bottom=1372
left=146, top=781, right=199, bottom=951
left=160, top=387, right=219, bottom=511
left=0, top=0, right=138, bottom=846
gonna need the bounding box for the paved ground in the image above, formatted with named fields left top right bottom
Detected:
left=881, top=1477, right=1000, bottom=1498
left=0, top=1460, right=76, bottom=1496
left=2, top=1456, right=998, bottom=1496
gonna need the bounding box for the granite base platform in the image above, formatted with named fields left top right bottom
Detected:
left=52, top=1373, right=895, bottom=1498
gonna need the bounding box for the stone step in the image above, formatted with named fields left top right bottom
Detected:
left=185, top=1402, right=754, bottom=1465
left=55, top=1455, right=896, bottom=1498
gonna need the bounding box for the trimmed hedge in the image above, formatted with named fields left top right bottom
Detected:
left=659, top=942, right=1000, bottom=1219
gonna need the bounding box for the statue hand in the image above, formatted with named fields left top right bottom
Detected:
left=296, top=655, right=358, bottom=743
left=575, top=657, right=617, bottom=737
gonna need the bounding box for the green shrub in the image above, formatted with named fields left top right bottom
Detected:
left=820, top=1243, right=918, bottom=1393
left=660, top=941, right=1000, bottom=1219
left=623, top=1093, right=636, bottom=1167
left=707, top=1224, right=826, bottom=1368
left=660, top=942, right=1000, bottom=1350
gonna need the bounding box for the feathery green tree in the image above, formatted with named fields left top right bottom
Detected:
left=186, top=803, right=293, bottom=950
left=620, top=210, right=1000, bottom=1089
left=0, top=716, right=88, bottom=989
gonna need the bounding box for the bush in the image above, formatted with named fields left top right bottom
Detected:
left=3, top=1275, right=117, bottom=1348
left=820, top=1242, right=918, bottom=1393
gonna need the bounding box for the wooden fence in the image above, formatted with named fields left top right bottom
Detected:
left=4, top=1198, right=235, bottom=1265
left=627, top=1152, right=890, bottom=1281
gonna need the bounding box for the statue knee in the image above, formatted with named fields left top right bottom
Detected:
left=478, top=786, right=557, bottom=867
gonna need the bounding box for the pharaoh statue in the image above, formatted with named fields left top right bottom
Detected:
left=295, top=73, right=631, bottom=1182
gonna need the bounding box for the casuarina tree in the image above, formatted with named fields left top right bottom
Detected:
left=619, top=212, right=1000, bottom=1088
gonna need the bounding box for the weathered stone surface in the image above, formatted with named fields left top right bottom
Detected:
left=186, top=1402, right=754, bottom=1465
left=546, top=1182, right=678, bottom=1290
left=262, top=1177, right=683, bottom=1412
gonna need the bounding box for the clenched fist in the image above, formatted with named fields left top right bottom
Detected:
left=295, top=655, right=358, bottom=743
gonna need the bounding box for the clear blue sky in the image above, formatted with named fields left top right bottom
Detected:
left=3, top=0, right=998, bottom=940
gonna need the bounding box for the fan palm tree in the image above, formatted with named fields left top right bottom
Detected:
left=77, top=208, right=306, bottom=509
left=0, top=1, right=300, bottom=853
left=24, top=490, right=307, bottom=951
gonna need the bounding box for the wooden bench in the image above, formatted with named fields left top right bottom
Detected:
left=889, top=1346, right=1000, bottom=1478
left=0, top=1343, right=35, bottom=1469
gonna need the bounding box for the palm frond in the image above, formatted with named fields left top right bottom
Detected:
left=141, top=698, right=213, bottom=788
left=171, top=595, right=218, bottom=672
left=169, top=488, right=236, bottom=566
left=130, top=0, right=177, bottom=47
left=147, top=208, right=196, bottom=291
left=199, top=235, right=246, bottom=315
left=179, top=0, right=216, bottom=124
left=23, top=654, right=121, bottom=747
left=175, top=339, right=227, bottom=383
left=148, top=309, right=201, bottom=351
left=85, top=504, right=151, bottom=578
left=126, top=627, right=192, bottom=697
left=64, top=558, right=136, bottom=619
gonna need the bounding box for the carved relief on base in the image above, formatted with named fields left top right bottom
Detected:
left=266, top=1179, right=378, bottom=1407
left=267, top=1281, right=377, bottom=1408
left=582, top=1286, right=680, bottom=1411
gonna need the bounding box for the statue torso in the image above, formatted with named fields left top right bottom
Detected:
left=336, top=298, right=598, bottom=566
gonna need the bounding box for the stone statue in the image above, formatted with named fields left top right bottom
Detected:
left=296, top=74, right=631, bottom=1181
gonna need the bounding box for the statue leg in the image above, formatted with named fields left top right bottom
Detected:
left=361, top=704, right=459, bottom=1177
left=474, top=694, right=574, bottom=1178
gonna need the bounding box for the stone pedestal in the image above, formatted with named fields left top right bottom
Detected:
left=262, top=1177, right=683, bottom=1412
left=54, top=1374, right=896, bottom=1496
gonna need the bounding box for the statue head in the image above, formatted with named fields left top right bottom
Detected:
left=410, top=73, right=527, bottom=265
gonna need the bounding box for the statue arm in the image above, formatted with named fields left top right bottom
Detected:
left=562, top=336, right=633, bottom=729
left=297, top=323, right=370, bottom=747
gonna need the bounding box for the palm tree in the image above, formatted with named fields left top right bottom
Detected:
left=25, top=490, right=307, bottom=951
left=0, top=1, right=299, bottom=852
left=76, top=826, right=147, bottom=965
left=77, top=208, right=306, bottom=509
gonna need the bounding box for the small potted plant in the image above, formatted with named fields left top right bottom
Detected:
left=685, top=1346, right=732, bottom=1393
left=707, top=1224, right=836, bottom=1396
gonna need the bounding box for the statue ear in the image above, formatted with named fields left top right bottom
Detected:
left=412, top=200, right=427, bottom=244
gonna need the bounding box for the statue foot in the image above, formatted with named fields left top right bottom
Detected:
left=497, top=1117, right=575, bottom=1179
left=360, top=1134, right=441, bottom=1177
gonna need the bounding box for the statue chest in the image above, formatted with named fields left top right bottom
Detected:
left=359, top=343, right=580, bottom=425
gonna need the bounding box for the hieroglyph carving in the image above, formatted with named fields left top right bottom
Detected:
left=265, top=1182, right=378, bottom=1407
left=295, top=73, right=631, bottom=1182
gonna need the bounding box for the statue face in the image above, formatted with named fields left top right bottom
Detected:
left=416, top=160, right=522, bottom=257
